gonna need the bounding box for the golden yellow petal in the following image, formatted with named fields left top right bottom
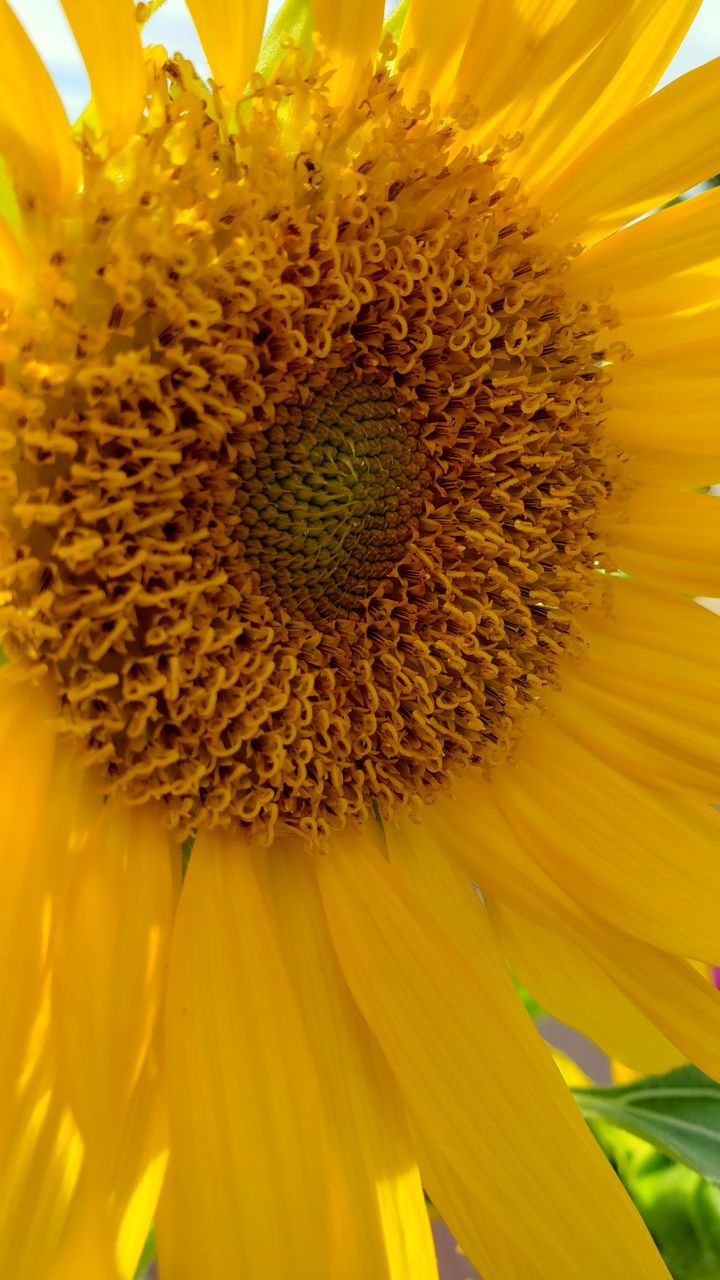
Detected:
left=491, top=900, right=683, bottom=1074
left=0, top=678, right=57, bottom=1163
left=433, top=783, right=720, bottom=1080
left=259, top=841, right=438, bottom=1280
left=397, top=0, right=479, bottom=103
left=60, top=0, right=145, bottom=148
left=492, top=714, right=720, bottom=961
left=619, top=300, right=720, bottom=357
left=49, top=801, right=175, bottom=1278
left=463, top=2, right=627, bottom=149
left=544, top=57, right=720, bottom=247
left=606, top=339, right=719, bottom=460
left=510, top=0, right=701, bottom=190
left=157, top=830, right=335, bottom=1280
left=612, top=488, right=720, bottom=597
left=49, top=1053, right=167, bottom=1280
left=569, top=181, right=720, bottom=301
left=0, top=1033, right=83, bottom=1280
left=0, top=1, right=80, bottom=206
left=555, top=670, right=720, bottom=801
left=319, top=829, right=670, bottom=1280
left=593, top=936, right=720, bottom=1081
left=0, top=215, right=24, bottom=302
left=185, top=0, right=268, bottom=104
left=311, top=0, right=384, bottom=100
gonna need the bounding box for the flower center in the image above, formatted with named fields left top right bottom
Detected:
left=0, top=45, right=619, bottom=847
left=239, top=373, right=426, bottom=622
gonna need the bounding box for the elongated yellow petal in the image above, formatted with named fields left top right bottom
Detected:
left=619, top=301, right=720, bottom=357
left=462, top=1, right=627, bottom=144
left=612, top=488, right=720, bottom=597
left=397, top=0, right=479, bottom=103
left=0, top=215, right=24, bottom=303
left=185, top=0, right=267, bottom=104
left=435, top=779, right=720, bottom=1081
left=157, top=831, right=334, bottom=1280
left=0, top=1037, right=83, bottom=1280
left=607, top=339, right=720, bottom=459
left=492, top=713, right=720, bottom=961
left=411, top=1132, right=540, bottom=1280
left=60, top=0, right=145, bottom=149
left=259, top=841, right=438, bottom=1280
left=0, top=678, right=57, bottom=1163
left=0, top=1, right=80, bottom=206
left=587, top=932, right=720, bottom=1082
left=545, top=58, right=720, bottom=246
left=311, top=0, right=384, bottom=99
left=49, top=801, right=174, bottom=1279
left=319, top=830, right=670, bottom=1280
left=49, top=1049, right=167, bottom=1280
left=555, top=670, right=720, bottom=800
left=569, top=181, right=720, bottom=300
left=491, top=900, right=683, bottom=1074
left=512, top=0, right=700, bottom=191
left=551, top=583, right=720, bottom=796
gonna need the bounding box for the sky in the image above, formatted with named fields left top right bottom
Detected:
left=9, top=0, right=720, bottom=122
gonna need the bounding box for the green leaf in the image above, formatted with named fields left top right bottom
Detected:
left=513, top=976, right=544, bottom=1020
left=181, top=834, right=194, bottom=877
left=134, top=1225, right=156, bottom=1278
left=574, top=1066, right=720, bottom=1188
left=593, top=1123, right=720, bottom=1280
left=256, top=0, right=313, bottom=78
left=383, top=0, right=410, bottom=44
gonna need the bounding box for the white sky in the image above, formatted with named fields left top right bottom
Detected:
left=9, top=0, right=720, bottom=122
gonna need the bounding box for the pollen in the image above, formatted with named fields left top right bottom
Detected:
left=0, top=41, right=618, bottom=846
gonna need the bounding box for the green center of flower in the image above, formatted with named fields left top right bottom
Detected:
left=237, top=374, right=426, bottom=622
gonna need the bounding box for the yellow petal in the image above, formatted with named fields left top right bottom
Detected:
left=0, top=1, right=80, bottom=206
left=185, top=0, right=267, bottom=104
left=611, top=488, right=720, bottom=597
left=0, top=1031, right=83, bottom=1280
left=157, top=831, right=334, bottom=1280
left=555, top=668, right=720, bottom=800
left=60, top=0, right=145, bottom=148
left=490, top=899, right=683, bottom=1074
left=606, top=339, right=720, bottom=459
left=49, top=1049, right=167, bottom=1280
left=619, top=300, right=720, bottom=358
left=310, top=0, right=384, bottom=100
left=397, top=0, right=480, bottom=104
left=462, top=2, right=628, bottom=147
left=259, top=840, right=438, bottom=1280
left=588, top=930, right=720, bottom=1082
left=319, top=828, right=670, bottom=1280
left=511, top=0, right=701, bottom=191
left=49, top=800, right=175, bottom=1279
left=492, top=712, right=720, bottom=961
left=544, top=57, right=720, bottom=247
left=569, top=181, right=720, bottom=301
left=0, top=678, right=58, bottom=1162
left=0, top=215, right=24, bottom=303
left=437, top=778, right=720, bottom=1081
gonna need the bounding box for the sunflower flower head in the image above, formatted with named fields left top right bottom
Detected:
left=1, top=25, right=620, bottom=847
left=1, top=3, right=719, bottom=1279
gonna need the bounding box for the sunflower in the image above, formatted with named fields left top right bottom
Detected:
left=1, top=0, right=719, bottom=1276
